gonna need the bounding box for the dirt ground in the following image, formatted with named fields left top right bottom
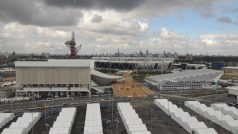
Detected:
left=223, top=72, right=238, bottom=79
left=112, top=71, right=154, bottom=97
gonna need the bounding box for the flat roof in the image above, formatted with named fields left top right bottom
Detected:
left=146, top=69, right=223, bottom=83
left=15, top=59, right=90, bottom=68
left=222, top=66, right=238, bottom=70
left=187, top=64, right=206, bottom=67
left=227, top=86, right=238, bottom=91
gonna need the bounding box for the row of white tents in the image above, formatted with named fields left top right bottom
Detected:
left=117, top=102, right=151, bottom=134
left=2, top=112, right=41, bottom=134
left=0, top=113, right=15, bottom=129
left=155, top=99, right=217, bottom=134
left=49, top=107, right=77, bottom=134
left=84, top=103, right=103, bottom=134
left=211, top=103, right=238, bottom=120
left=185, top=101, right=238, bottom=134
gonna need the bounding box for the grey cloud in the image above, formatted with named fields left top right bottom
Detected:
left=217, top=16, right=233, bottom=23
left=46, top=0, right=227, bottom=16
left=0, top=0, right=232, bottom=27
left=199, top=5, right=217, bottom=18
left=217, top=16, right=237, bottom=25
left=0, top=0, right=82, bottom=26
left=91, top=15, right=103, bottom=23
left=45, top=0, right=144, bottom=11
left=131, top=0, right=230, bottom=18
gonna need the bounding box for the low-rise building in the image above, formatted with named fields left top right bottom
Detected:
left=145, top=69, right=223, bottom=90
left=227, top=86, right=238, bottom=99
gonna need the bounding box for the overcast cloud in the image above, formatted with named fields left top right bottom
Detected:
left=0, top=0, right=237, bottom=55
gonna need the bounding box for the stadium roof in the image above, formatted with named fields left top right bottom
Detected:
left=91, top=69, right=122, bottom=79
left=146, top=69, right=223, bottom=84
left=15, top=59, right=90, bottom=68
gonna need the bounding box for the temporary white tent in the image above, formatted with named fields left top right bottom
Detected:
left=155, top=99, right=216, bottom=134
left=185, top=101, right=201, bottom=111
left=211, top=103, right=238, bottom=119
left=193, top=128, right=218, bottom=134
left=49, top=107, right=76, bottom=134
left=84, top=103, right=103, bottom=134
left=1, top=128, right=26, bottom=134
left=183, top=121, right=207, bottom=133
left=117, top=102, right=151, bottom=134
left=48, top=127, right=71, bottom=134
left=222, top=120, right=238, bottom=134
left=0, top=113, right=15, bottom=129
left=2, top=112, right=41, bottom=134
left=185, top=101, right=238, bottom=134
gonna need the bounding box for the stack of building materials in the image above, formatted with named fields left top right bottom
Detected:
left=2, top=112, right=41, bottom=134
left=155, top=99, right=217, bottom=134
left=185, top=101, right=238, bottom=134
left=49, top=107, right=76, bottom=134
left=0, top=113, right=15, bottom=128
left=117, top=102, right=151, bottom=134
left=211, top=103, right=238, bottom=119
left=84, top=103, right=103, bottom=134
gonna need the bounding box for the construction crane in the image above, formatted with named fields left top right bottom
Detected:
left=65, top=31, right=82, bottom=59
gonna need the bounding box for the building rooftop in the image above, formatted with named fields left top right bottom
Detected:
left=15, top=59, right=90, bottom=68
left=146, top=69, right=223, bottom=84
left=227, top=86, right=238, bottom=91
left=222, top=66, right=238, bottom=70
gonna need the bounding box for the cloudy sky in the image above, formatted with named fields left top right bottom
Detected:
left=0, top=0, right=238, bottom=55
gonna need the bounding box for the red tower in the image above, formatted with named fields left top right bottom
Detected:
left=65, top=32, right=82, bottom=59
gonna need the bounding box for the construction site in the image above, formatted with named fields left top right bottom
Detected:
left=112, top=71, right=154, bottom=97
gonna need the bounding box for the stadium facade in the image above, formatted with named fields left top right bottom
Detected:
left=93, top=57, right=173, bottom=72
left=145, top=69, right=224, bottom=90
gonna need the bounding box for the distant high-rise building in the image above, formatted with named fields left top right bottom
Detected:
left=186, top=53, right=193, bottom=61
left=146, top=49, right=149, bottom=56
left=139, top=50, right=144, bottom=56
left=172, top=52, right=179, bottom=61
left=115, top=49, right=124, bottom=57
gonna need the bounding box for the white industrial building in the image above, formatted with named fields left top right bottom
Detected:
left=145, top=69, right=223, bottom=90
left=15, top=60, right=91, bottom=98
left=227, top=86, right=238, bottom=99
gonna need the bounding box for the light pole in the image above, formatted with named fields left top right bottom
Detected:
left=150, top=109, right=153, bottom=132
left=52, top=94, right=53, bottom=122
left=32, top=112, right=33, bottom=134
left=44, top=102, right=47, bottom=126
left=116, top=112, right=119, bottom=134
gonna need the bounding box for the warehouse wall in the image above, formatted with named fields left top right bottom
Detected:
left=16, top=67, right=90, bottom=85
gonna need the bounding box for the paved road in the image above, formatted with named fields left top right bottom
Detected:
left=1, top=91, right=236, bottom=112
left=0, top=94, right=155, bottom=112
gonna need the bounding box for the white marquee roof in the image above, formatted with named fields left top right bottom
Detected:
left=146, top=69, right=223, bottom=83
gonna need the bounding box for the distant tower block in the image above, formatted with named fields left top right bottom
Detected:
left=65, top=31, right=82, bottom=59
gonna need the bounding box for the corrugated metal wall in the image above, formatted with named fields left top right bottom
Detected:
left=16, top=67, right=90, bottom=85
